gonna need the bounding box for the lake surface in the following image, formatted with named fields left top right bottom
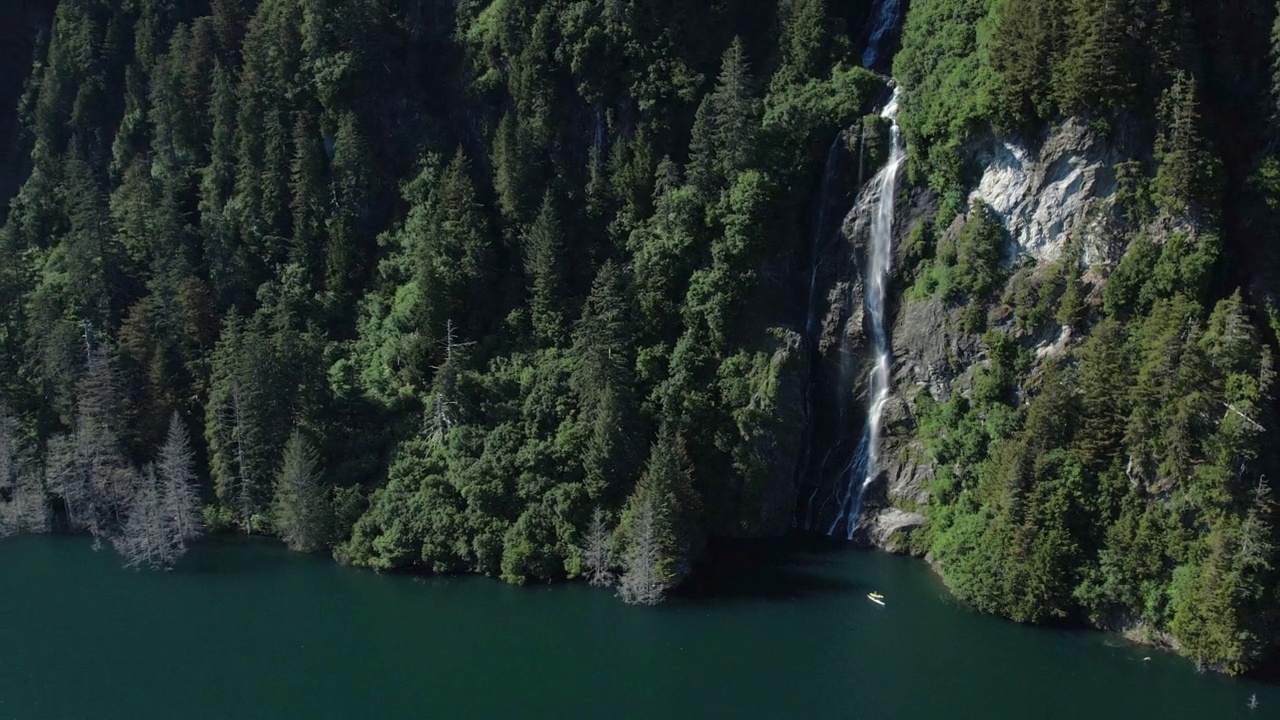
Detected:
left=1, top=534, right=1276, bottom=719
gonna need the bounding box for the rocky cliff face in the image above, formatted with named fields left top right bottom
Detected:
left=794, top=118, right=888, bottom=533
left=844, top=118, right=1127, bottom=551
left=791, top=103, right=1132, bottom=549
left=969, top=118, right=1124, bottom=268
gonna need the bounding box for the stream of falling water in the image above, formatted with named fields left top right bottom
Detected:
left=828, top=88, right=904, bottom=539
left=804, top=135, right=844, bottom=342
left=861, top=0, right=903, bottom=69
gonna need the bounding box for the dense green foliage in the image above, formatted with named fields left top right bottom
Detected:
left=0, top=0, right=883, bottom=594
left=897, top=0, right=1280, bottom=673
left=894, top=0, right=1268, bottom=213
left=4, top=0, right=1280, bottom=676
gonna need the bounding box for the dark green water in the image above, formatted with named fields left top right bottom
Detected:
left=2, top=535, right=1276, bottom=719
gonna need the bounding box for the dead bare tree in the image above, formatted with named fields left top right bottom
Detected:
left=42, top=346, right=135, bottom=545
left=73, top=345, right=134, bottom=542
left=113, top=417, right=204, bottom=569
left=229, top=380, right=260, bottom=530
left=45, top=433, right=85, bottom=528
left=617, top=499, right=667, bottom=605
left=157, top=412, right=203, bottom=544
left=0, top=407, right=49, bottom=537
left=4, top=474, right=51, bottom=535
left=114, top=465, right=160, bottom=567
left=427, top=393, right=456, bottom=446
left=584, top=507, right=614, bottom=586
left=115, top=464, right=185, bottom=569
left=427, top=319, right=471, bottom=446
left=0, top=407, right=20, bottom=495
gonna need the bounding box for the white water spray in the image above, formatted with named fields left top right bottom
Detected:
left=828, top=88, right=904, bottom=539
left=861, top=0, right=903, bottom=69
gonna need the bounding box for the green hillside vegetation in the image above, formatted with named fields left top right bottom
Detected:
left=1, top=0, right=1279, bottom=675
left=896, top=0, right=1280, bottom=673
left=0, top=0, right=883, bottom=601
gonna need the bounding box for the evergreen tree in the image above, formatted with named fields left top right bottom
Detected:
left=259, top=107, right=293, bottom=260
left=148, top=26, right=202, bottom=184
left=583, top=506, right=614, bottom=586
left=492, top=112, right=540, bottom=225
left=1171, top=532, right=1251, bottom=673
left=1054, top=0, right=1135, bottom=117
left=1272, top=0, right=1280, bottom=121
left=617, top=497, right=665, bottom=604
left=109, top=157, right=159, bottom=274
left=109, top=66, right=150, bottom=181
left=211, top=0, right=248, bottom=60
left=571, top=263, right=638, bottom=444
left=988, top=0, right=1060, bottom=132
left=206, top=316, right=285, bottom=529
left=1072, top=320, right=1134, bottom=472
left=59, top=149, right=121, bottom=328
left=616, top=430, right=700, bottom=604
left=272, top=429, right=331, bottom=552
left=419, top=149, right=493, bottom=341
left=525, top=191, right=568, bottom=344
left=133, top=0, right=177, bottom=73
left=687, top=38, right=761, bottom=199
left=325, top=112, right=371, bottom=298
left=511, top=5, right=560, bottom=147
left=200, top=60, right=242, bottom=306
left=1153, top=72, right=1221, bottom=217
left=630, top=161, right=703, bottom=342
left=289, top=110, right=326, bottom=285
left=771, top=0, right=830, bottom=90
left=231, top=0, right=305, bottom=261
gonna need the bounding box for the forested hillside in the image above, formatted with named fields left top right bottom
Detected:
left=2, top=0, right=1279, bottom=677
left=0, top=0, right=886, bottom=595
left=883, top=0, right=1280, bottom=675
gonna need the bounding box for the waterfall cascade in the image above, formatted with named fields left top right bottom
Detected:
left=794, top=0, right=907, bottom=537
left=796, top=133, right=848, bottom=530
left=861, top=0, right=903, bottom=69
left=826, top=88, right=905, bottom=539
left=804, top=135, right=846, bottom=341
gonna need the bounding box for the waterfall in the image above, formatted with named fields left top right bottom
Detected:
left=798, top=134, right=847, bottom=530
left=804, top=134, right=845, bottom=341
left=827, top=88, right=904, bottom=539
left=861, top=0, right=903, bottom=69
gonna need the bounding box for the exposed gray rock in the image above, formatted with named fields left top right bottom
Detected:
left=858, top=291, right=977, bottom=548
left=793, top=110, right=1129, bottom=547
left=848, top=118, right=1131, bottom=551
left=889, top=295, right=969, bottom=401
left=864, top=508, right=927, bottom=553
left=878, top=392, right=932, bottom=507
left=969, top=119, right=1120, bottom=268
left=793, top=127, right=881, bottom=531
left=1034, top=324, right=1073, bottom=360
